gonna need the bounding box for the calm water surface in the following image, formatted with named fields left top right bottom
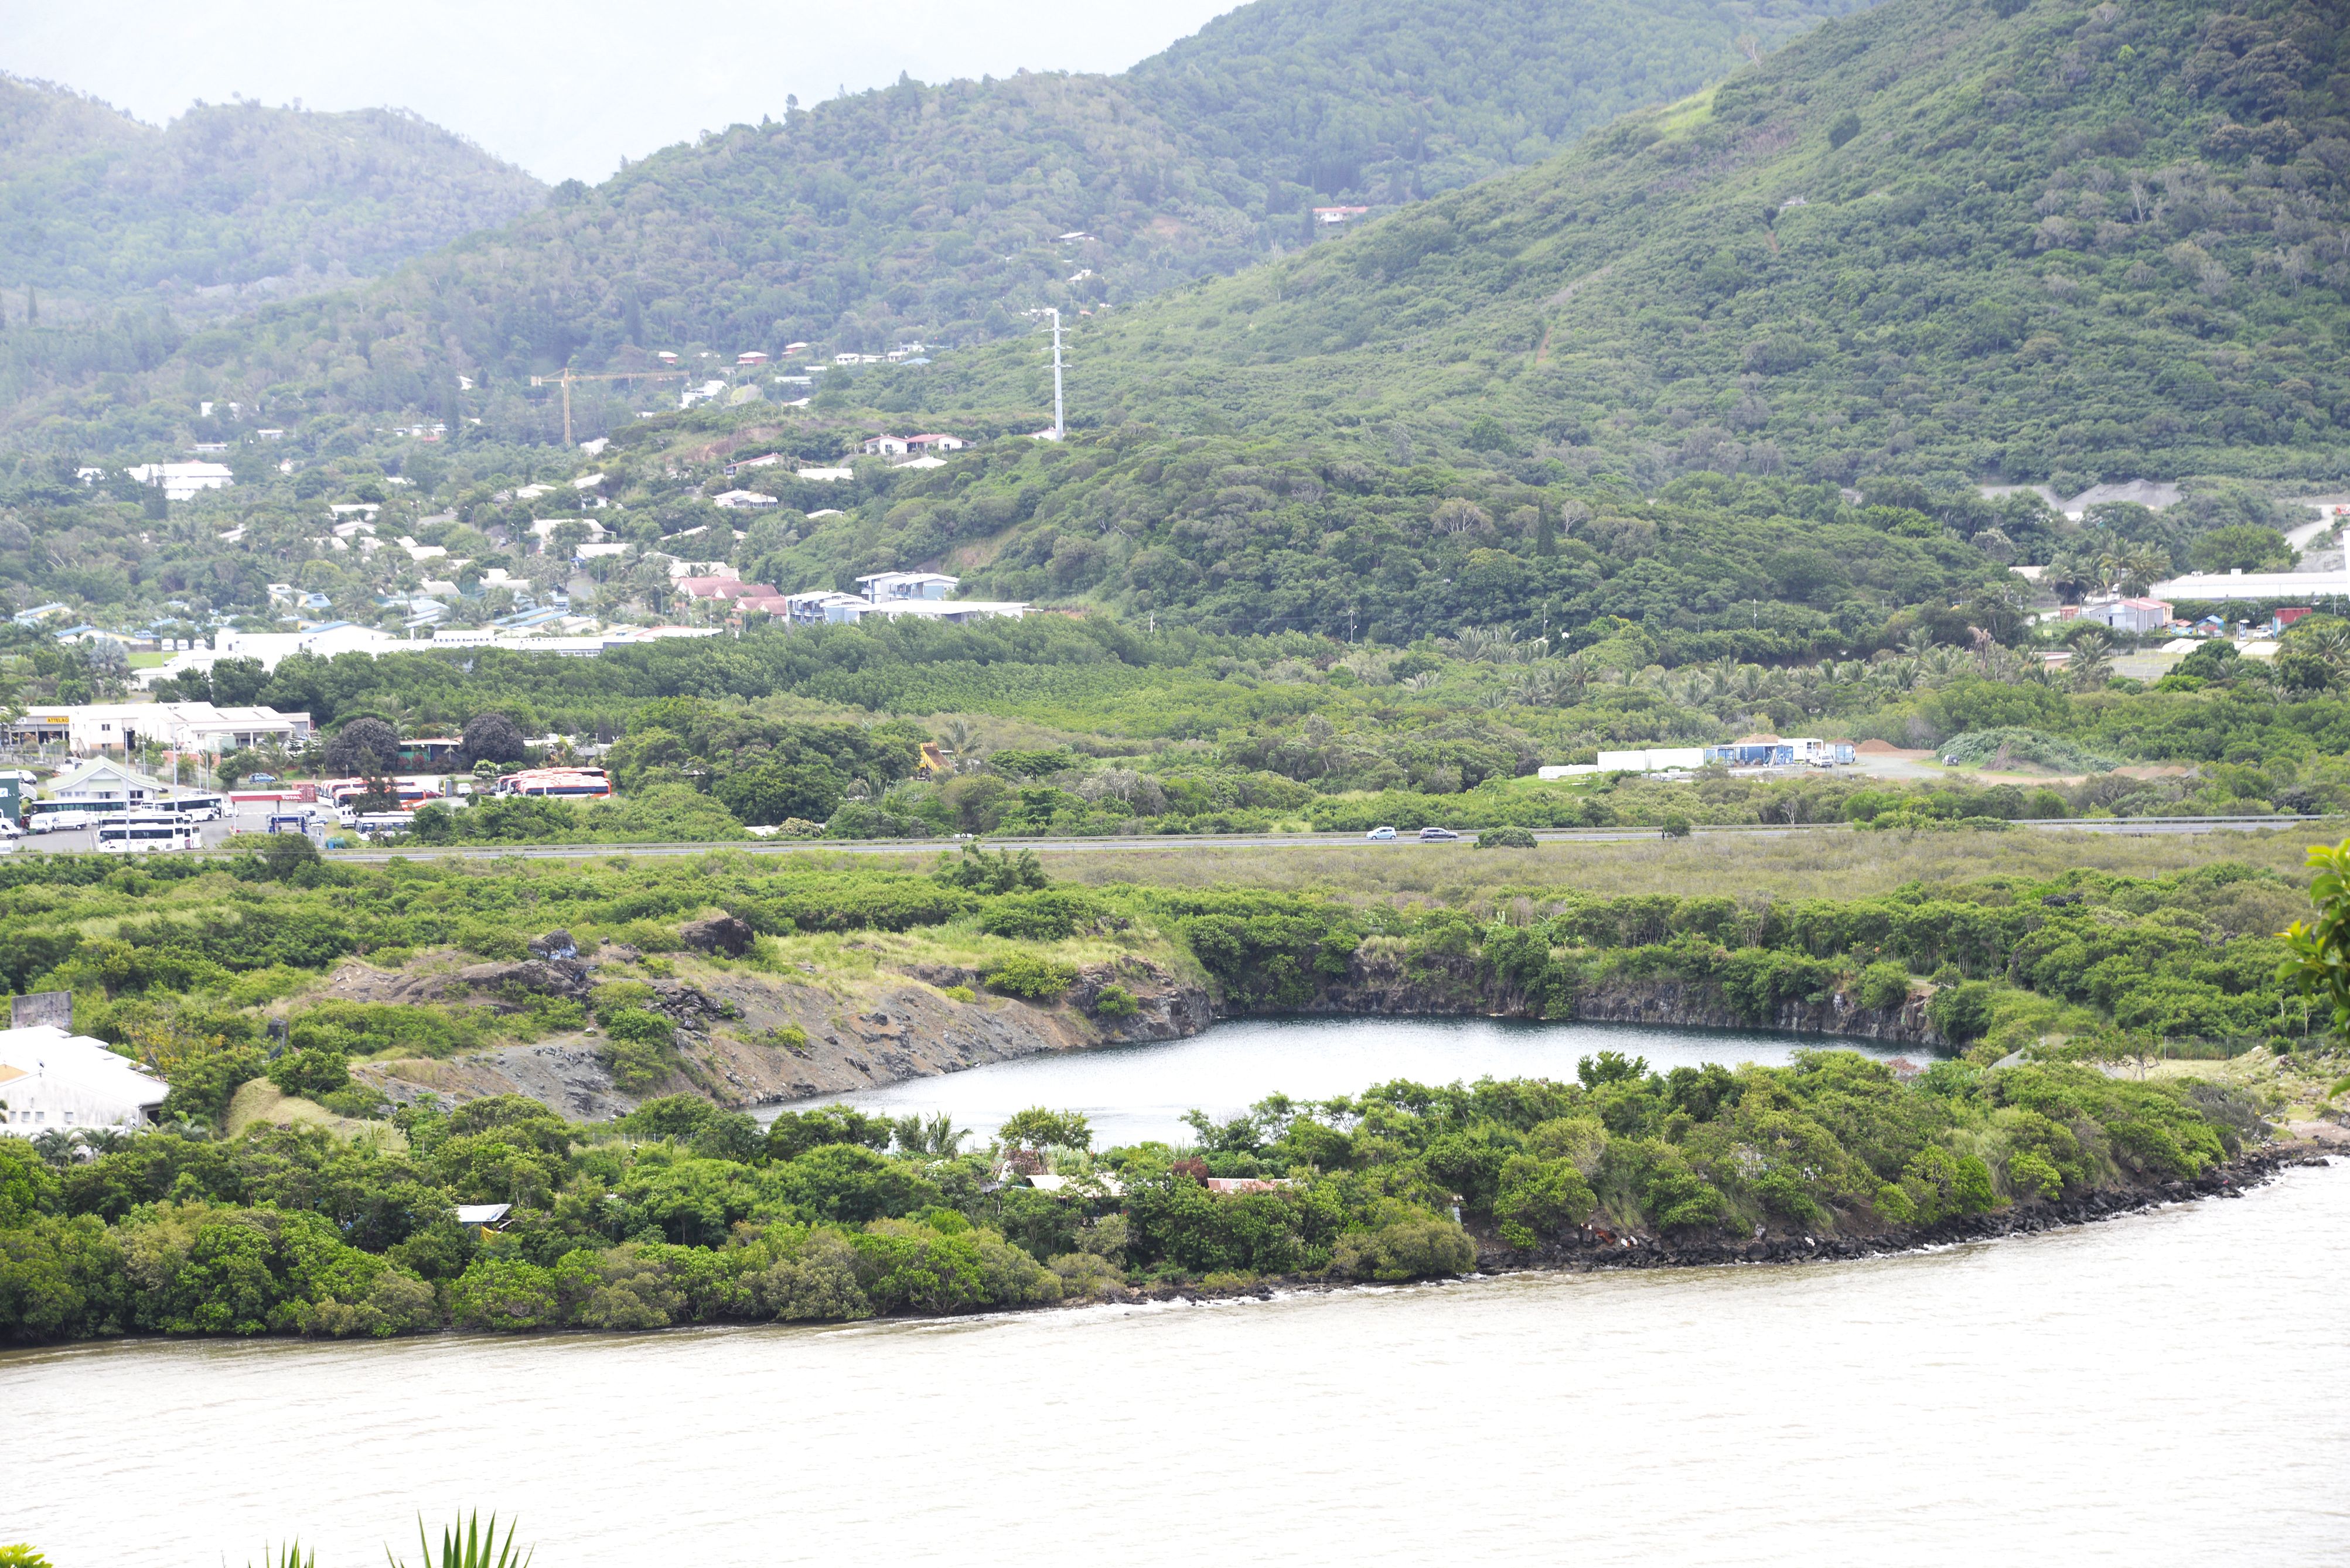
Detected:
left=784, top=1016, right=1922, bottom=1144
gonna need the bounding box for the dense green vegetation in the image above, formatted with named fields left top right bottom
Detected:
left=0, top=1047, right=2258, bottom=1344
left=33, top=569, right=2350, bottom=845
left=0, top=76, right=544, bottom=410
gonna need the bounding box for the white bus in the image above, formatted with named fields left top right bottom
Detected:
left=95, top=815, right=203, bottom=853
left=24, top=799, right=115, bottom=834
left=496, top=767, right=613, bottom=801
left=156, top=792, right=226, bottom=823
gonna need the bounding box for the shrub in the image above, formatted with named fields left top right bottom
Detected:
left=982, top=952, right=1079, bottom=1000
left=264, top=1047, right=351, bottom=1101
left=1492, top=1155, right=1596, bottom=1248
left=1926, top=981, right=1997, bottom=1044
left=977, top=889, right=1110, bottom=941
left=753, top=1230, right=872, bottom=1321
left=1328, top=1217, right=1476, bottom=1281
left=1937, top=728, right=2117, bottom=774
left=1857, top=961, right=1912, bottom=1012
left=448, top=1258, right=561, bottom=1330
left=1475, top=825, right=1539, bottom=849
left=604, top=1008, right=673, bottom=1048
left=2007, top=1149, right=2064, bottom=1200
left=1090, top=983, right=1139, bottom=1019
left=601, top=1007, right=675, bottom=1091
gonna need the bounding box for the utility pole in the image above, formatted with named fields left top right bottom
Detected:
left=1026, top=308, right=1065, bottom=439
left=1048, top=307, right=1065, bottom=439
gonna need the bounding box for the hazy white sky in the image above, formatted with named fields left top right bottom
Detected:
left=0, top=0, right=1241, bottom=183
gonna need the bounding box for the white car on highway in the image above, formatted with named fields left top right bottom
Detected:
left=1365, top=825, right=1398, bottom=841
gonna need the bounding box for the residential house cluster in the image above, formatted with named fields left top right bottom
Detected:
left=2, top=702, right=314, bottom=759
left=672, top=568, right=1029, bottom=628
left=1538, top=736, right=1856, bottom=779
left=122, top=461, right=235, bottom=501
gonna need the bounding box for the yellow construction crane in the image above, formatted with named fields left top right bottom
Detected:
left=529, top=367, right=688, bottom=445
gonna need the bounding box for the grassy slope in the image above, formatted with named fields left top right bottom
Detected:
left=1049, top=819, right=2325, bottom=901
left=930, top=0, right=2350, bottom=485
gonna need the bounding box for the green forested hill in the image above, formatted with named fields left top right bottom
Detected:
left=0, top=77, right=547, bottom=421
left=932, top=0, right=2350, bottom=487
left=0, top=77, right=546, bottom=306
left=1124, top=0, right=1870, bottom=203
left=0, top=0, right=1873, bottom=445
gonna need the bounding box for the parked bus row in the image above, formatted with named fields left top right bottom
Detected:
left=20, top=793, right=226, bottom=833
left=5, top=767, right=613, bottom=850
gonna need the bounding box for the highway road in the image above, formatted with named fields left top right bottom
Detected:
left=303, top=814, right=2334, bottom=865
left=4, top=811, right=2327, bottom=866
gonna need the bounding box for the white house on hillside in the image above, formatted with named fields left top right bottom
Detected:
left=124, top=462, right=236, bottom=501
left=856, top=571, right=958, bottom=602
left=0, top=1024, right=169, bottom=1135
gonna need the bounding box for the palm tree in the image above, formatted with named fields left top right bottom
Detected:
left=2097, top=544, right=2171, bottom=597
left=1557, top=651, right=1597, bottom=699
left=2044, top=551, right=2102, bottom=603
left=2298, top=622, right=2350, bottom=689
left=2066, top=628, right=2115, bottom=691
left=2236, top=658, right=2291, bottom=708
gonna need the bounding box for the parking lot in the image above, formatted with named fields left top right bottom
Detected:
left=7, top=799, right=330, bottom=854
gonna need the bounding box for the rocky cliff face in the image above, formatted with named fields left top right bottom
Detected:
left=1569, top=979, right=1942, bottom=1047
left=347, top=948, right=1214, bottom=1120
left=1263, top=945, right=1945, bottom=1050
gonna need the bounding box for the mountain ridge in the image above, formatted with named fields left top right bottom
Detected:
left=921, top=0, right=2350, bottom=487
left=0, top=74, right=547, bottom=313
left=0, top=0, right=1877, bottom=446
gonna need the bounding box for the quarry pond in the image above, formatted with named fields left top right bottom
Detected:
left=770, top=1015, right=1926, bottom=1146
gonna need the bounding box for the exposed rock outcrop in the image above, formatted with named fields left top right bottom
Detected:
left=349, top=947, right=1215, bottom=1120
left=323, top=956, right=593, bottom=1009
left=1264, top=945, right=1944, bottom=1048
left=1570, top=978, right=1940, bottom=1046
left=679, top=914, right=754, bottom=957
